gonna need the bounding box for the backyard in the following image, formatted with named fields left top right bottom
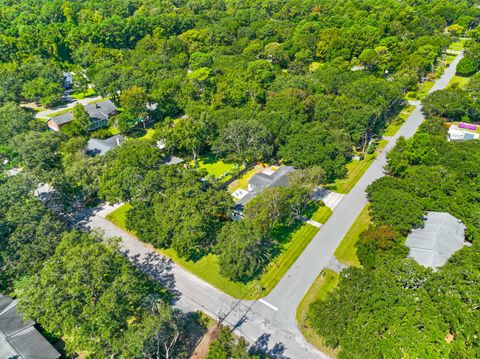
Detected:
left=105, top=204, right=319, bottom=299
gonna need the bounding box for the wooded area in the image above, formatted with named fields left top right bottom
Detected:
left=1, top=0, right=479, bottom=357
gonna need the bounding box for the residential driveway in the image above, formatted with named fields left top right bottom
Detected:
left=86, top=53, right=463, bottom=359
left=35, top=95, right=102, bottom=119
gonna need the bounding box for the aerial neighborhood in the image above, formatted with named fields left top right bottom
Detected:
left=1, top=0, right=480, bottom=358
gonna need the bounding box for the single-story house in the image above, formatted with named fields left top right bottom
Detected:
left=47, top=99, right=117, bottom=132
left=0, top=294, right=60, bottom=359
left=85, top=134, right=124, bottom=156
left=233, top=165, right=294, bottom=213
left=405, top=211, right=466, bottom=269
left=447, top=126, right=479, bottom=142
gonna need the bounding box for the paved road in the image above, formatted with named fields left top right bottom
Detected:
left=34, top=95, right=102, bottom=119
left=86, top=53, right=463, bottom=359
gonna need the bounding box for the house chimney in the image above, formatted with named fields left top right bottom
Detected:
left=95, top=103, right=100, bottom=109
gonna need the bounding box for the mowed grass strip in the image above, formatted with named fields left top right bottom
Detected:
left=330, top=156, right=375, bottom=194
left=334, top=205, right=371, bottom=267
left=296, top=269, right=340, bottom=358
left=105, top=204, right=319, bottom=299
left=383, top=105, right=416, bottom=137
left=311, top=206, right=333, bottom=224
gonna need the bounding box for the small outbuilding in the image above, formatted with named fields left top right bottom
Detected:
left=405, top=211, right=466, bottom=269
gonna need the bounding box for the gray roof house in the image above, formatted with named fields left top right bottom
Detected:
left=86, top=134, right=124, bottom=156
left=405, top=211, right=466, bottom=269
left=0, top=294, right=60, bottom=359
left=48, top=99, right=117, bottom=132
left=234, top=166, right=294, bottom=212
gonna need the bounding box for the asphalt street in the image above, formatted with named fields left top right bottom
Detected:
left=87, top=52, right=463, bottom=359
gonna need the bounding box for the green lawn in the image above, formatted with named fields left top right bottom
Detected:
left=311, top=206, right=333, bottom=224
left=328, top=156, right=375, bottom=194
left=105, top=203, right=133, bottom=230
left=195, top=153, right=237, bottom=179
left=296, top=269, right=340, bottom=358
left=45, top=107, right=72, bottom=118
left=71, top=88, right=96, bottom=100
left=228, top=167, right=258, bottom=193
left=383, top=105, right=416, bottom=137
left=334, top=205, right=371, bottom=267
left=448, top=38, right=467, bottom=52
left=105, top=204, right=319, bottom=299
left=447, top=75, right=470, bottom=89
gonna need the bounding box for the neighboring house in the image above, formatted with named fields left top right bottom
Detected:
left=85, top=134, right=124, bottom=156
left=47, top=99, right=117, bottom=132
left=233, top=165, right=294, bottom=213
left=447, top=127, right=479, bottom=141
left=405, top=211, right=466, bottom=269
left=0, top=294, right=60, bottom=359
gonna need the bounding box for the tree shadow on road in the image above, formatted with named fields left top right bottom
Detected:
left=250, top=333, right=289, bottom=359
left=123, top=249, right=181, bottom=303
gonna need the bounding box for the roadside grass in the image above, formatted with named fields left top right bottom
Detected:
left=383, top=105, right=416, bottom=137
left=296, top=269, right=340, bottom=358
left=334, top=205, right=370, bottom=267
left=448, top=38, right=467, bottom=52
left=105, top=203, right=319, bottom=299
left=447, top=75, right=470, bottom=89
left=195, top=153, right=237, bottom=179
left=445, top=54, right=458, bottom=65
left=311, top=206, right=333, bottom=224
left=105, top=203, right=133, bottom=230
left=71, top=88, right=96, bottom=100
left=327, top=155, right=375, bottom=194
left=327, top=104, right=415, bottom=195
left=45, top=107, right=72, bottom=118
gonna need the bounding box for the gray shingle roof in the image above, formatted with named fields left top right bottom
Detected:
left=405, top=211, right=466, bottom=268
left=0, top=295, right=60, bottom=359
left=84, top=99, right=117, bottom=121
left=86, top=134, right=124, bottom=156
left=235, top=166, right=294, bottom=209
left=50, top=99, right=117, bottom=126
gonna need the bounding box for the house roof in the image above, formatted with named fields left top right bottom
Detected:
left=86, top=134, right=124, bottom=156
left=50, top=99, right=117, bottom=126
left=84, top=100, right=117, bottom=121
left=405, top=211, right=465, bottom=268
left=235, top=166, right=294, bottom=209
left=0, top=294, right=60, bottom=359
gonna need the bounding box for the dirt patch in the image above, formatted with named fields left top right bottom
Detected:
left=190, top=324, right=218, bottom=359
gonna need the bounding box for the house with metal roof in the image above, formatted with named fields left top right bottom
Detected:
left=233, top=166, right=294, bottom=213
left=0, top=294, right=60, bottom=359
left=85, top=134, right=124, bottom=156
left=405, top=211, right=466, bottom=269
left=47, top=99, right=117, bottom=132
